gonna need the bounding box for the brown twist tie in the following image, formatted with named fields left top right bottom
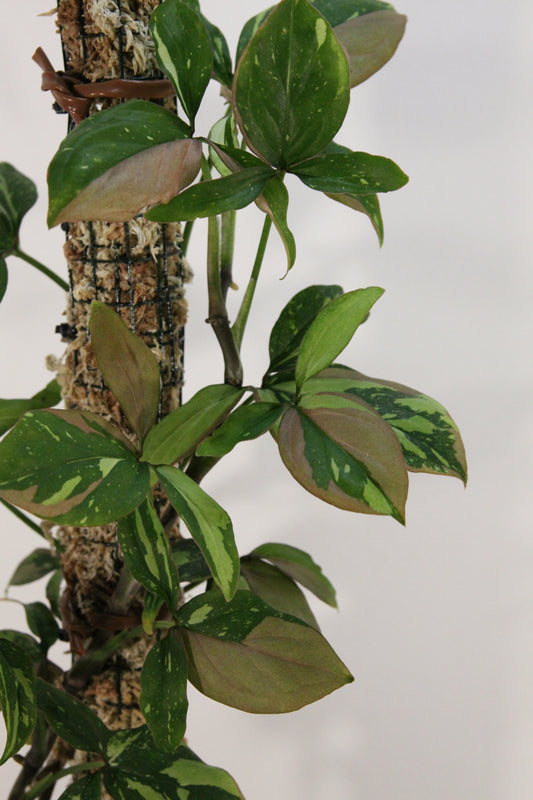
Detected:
left=33, top=47, right=175, bottom=124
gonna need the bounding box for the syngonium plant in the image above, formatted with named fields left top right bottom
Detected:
left=0, top=0, right=467, bottom=797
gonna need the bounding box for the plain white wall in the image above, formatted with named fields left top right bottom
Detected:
left=1, top=1, right=532, bottom=798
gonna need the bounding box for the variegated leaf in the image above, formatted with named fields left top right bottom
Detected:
left=0, top=410, right=150, bottom=525
left=157, top=466, right=239, bottom=601
left=196, top=401, right=284, bottom=458
left=292, top=150, right=408, bottom=195
left=35, top=678, right=109, bottom=754
left=0, top=638, right=37, bottom=764
left=179, top=588, right=353, bottom=712
left=140, top=634, right=188, bottom=752
left=171, top=539, right=211, bottom=584
left=57, top=773, right=102, bottom=800
left=240, top=558, right=318, bottom=628
left=250, top=542, right=337, bottom=607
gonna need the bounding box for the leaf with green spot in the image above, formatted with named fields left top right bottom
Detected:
left=140, top=634, right=188, bottom=752
left=89, top=302, right=160, bottom=443
left=141, top=384, right=244, bottom=465
left=47, top=100, right=198, bottom=226
left=0, top=637, right=37, bottom=764
left=0, top=409, right=150, bottom=525
left=277, top=397, right=408, bottom=521
left=0, top=379, right=61, bottom=436
left=240, top=558, right=318, bottom=628
left=117, top=497, right=180, bottom=609
left=335, top=10, right=407, bottom=87
left=250, top=542, right=337, bottom=607
left=196, top=401, right=284, bottom=458
left=233, top=0, right=350, bottom=168
left=149, top=0, right=212, bottom=126
left=8, top=548, right=60, bottom=587
left=157, top=465, right=239, bottom=602
left=0, top=163, right=37, bottom=257
left=293, top=150, right=408, bottom=195
left=36, top=678, right=109, bottom=754
left=179, top=587, right=353, bottom=712
left=255, top=174, right=296, bottom=271
left=57, top=773, right=102, bottom=800
left=146, top=165, right=274, bottom=222
left=295, top=286, right=384, bottom=389
left=24, top=602, right=60, bottom=653
left=171, top=539, right=211, bottom=584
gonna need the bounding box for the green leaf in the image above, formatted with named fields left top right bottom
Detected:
left=89, top=302, right=160, bottom=443
left=268, top=284, right=344, bottom=375
left=142, top=593, right=164, bottom=636
left=250, top=542, right=337, bottom=607
left=325, top=190, right=384, bottom=245
left=171, top=539, right=211, bottom=584
left=233, top=0, right=350, bottom=167
left=8, top=548, right=60, bottom=587
left=0, top=163, right=37, bottom=257
left=46, top=570, right=63, bottom=618
left=208, top=115, right=240, bottom=177
left=312, top=0, right=395, bottom=28
left=24, top=602, right=60, bottom=653
left=277, top=398, right=408, bottom=521
left=0, top=638, right=37, bottom=764
left=117, top=497, right=180, bottom=609
left=149, top=0, right=213, bottom=126
left=236, top=8, right=272, bottom=65
left=335, top=10, right=406, bottom=87
left=196, top=402, right=284, bottom=458
left=255, top=174, right=296, bottom=272
left=146, top=166, right=274, bottom=222
left=141, top=384, right=244, bottom=465
left=47, top=100, right=197, bottom=226
left=293, top=150, right=408, bottom=194
left=240, top=558, right=318, bottom=628
left=157, top=466, right=239, bottom=602
left=0, top=257, right=7, bottom=303
left=0, top=379, right=61, bottom=436
left=36, top=678, right=109, bottom=753
left=0, top=631, right=42, bottom=663
left=57, top=773, right=102, bottom=800
left=201, top=14, right=233, bottom=88
left=309, top=366, right=468, bottom=482
left=179, top=587, right=353, bottom=712
left=140, top=634, right=188, bottom=752
left=295, top=286, right=384, bottom=388
left=0, top=409, right=150, bottom=525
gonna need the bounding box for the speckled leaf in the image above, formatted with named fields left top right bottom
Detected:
left=295, top=286, right=384, bottom=388
left=140, top=634, right=188, bottom=752
left=150, top=0, right=212, bottom=125
left=157, top=466, right=239, bottom=601
left=47, top=100, right=193, bottom=226
left=0, top=638, right=36, bottom=764
left=277, top=397, right=408, bottom=521
left=117, top=497, right=179, bottom=609
left=36, top=678, right=109, bottom=754
left=250, top=542, right=337, bottom=607
left=255, top=174, right=296, bottom=271
left=57, top=773, right=102, bottom=800
left=293, top=150, right=408, bottom=195
left=89, top=303, right=160, bottom=443
left=179, top=588, right=353, bottom=712
left=196, top=402, right=284, bottom=458
left=24, top=602, right=60, bottom=653
left=8, top=548, right=59, bottom=587
left=240, top=558, right=318, bottom=628
left=233, top=0, right=350, bottom=168
left=0, top=379, right=61, bottom=435
left=335, top=10, right=407, bottom=87
left=0, top=409, right=150, bottom=525
left=141, top=384, right=244, bottom=465
left=0, top=163, right=37, bottom=256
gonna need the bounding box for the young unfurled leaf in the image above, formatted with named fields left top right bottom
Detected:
left=157, top=465, right=239, bottom=601
left=335, top=10, right=407, bottom=87
left=240, top=557, right=318, bottom=628
left=295, top=286, right=384, bottom=389
left=141, top=384, right=244, bottom=465
left=0, top=379, right=61, bottom=435
left=47, top=100, right=197, bottom=226
left=196, top=402, right=284, bottom=458
left=8, top=548, right=59, bottom=587
left=56, top=773, right=102, bottom=800
left=233, top=0, right=350, bottom=168
left=24, top=602, right=60, bottom=653
left=0, top=637, right=37, bottom=764
left=142, top=593, right=164, bottom=636
left=140, top=634, right=188, bottom=752
left=35, top=678, right=109, bottom=754
left=0, top=163, right=37, bottom=257
left=89, top=302, right=160, bottom=443
left=150, top=0, right=213, bottom=126
left=250, top=542, right=337, bottom=607
left=146, top=165, right=274, bottom=222
left=117, top=497, right=180, bottom=609
left=0, top=409, right=150, bottom=525
left=277, top=395, right=408, bottom=521
left=255, top=174, right=296, bottom=272
left=293, top=150, right=408, bottom=195
left=179, top=587, right=353, bottom=712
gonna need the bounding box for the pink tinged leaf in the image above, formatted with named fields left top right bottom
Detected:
left=54, top=139, right=202, bottom=224
left=334, top=10, right=408, bottom=88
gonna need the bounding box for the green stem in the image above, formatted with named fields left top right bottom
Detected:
left=0, top=498, right=44, bottom=537
left=14, top=249, right=69, bottom=292
left=232, top=215, right=272, bottom=351
left=220, top=210, right=236, bottom=302
left=180, top=220, right=194, bottom=257
left=23, top=761, right=105, bottom=800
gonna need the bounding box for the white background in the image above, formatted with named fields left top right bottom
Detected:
left=1, top=1, right=532, bottom=798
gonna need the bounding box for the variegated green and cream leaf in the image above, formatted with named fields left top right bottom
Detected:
left=0, top=409, right=150, bottom=526
left=35, top=678, right=109, bottom=754
left=0, top=637, right=37, bottom=765
left=56, top=773, right=102, bottom=800
left=157, top=466, right=239, bottom=601
left=249, top=542, right=337, bottom=607
left=140, top=634, right=188, bottom=752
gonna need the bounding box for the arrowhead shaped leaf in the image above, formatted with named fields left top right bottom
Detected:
left=233, top=0, right=350, bottom=168
left=141, top=634, right=188, bottom=752
left=0, top=379, right=61, bottom=435
left=89, top=302, right=160, bottom=443
left=57, top=774, right=102, bottom=800
left=240, top=558, right=318, bottom=628
left=157, top=466, right=239, bottom=601
left=293, top=150, right=408, bottom=195
left=0, top=409, right=150, bottom=525
left=0, top=163, right=37, bottom=257
left=295, top=286, right=384, bottom=388
left=35, top=678, right=109, bottom=754
left=0, top=638, right=36, bottom=764
left=179, top=588, right=353, bottom=712
left=250, top=542, right=337, bottom=607
left=8, top=548, right=59, bottom=587
left=47, top=100, right=195, bottom=226
left=196, top=401, right=284, bottom=458
left=335, top=10, right=407, bottom=87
